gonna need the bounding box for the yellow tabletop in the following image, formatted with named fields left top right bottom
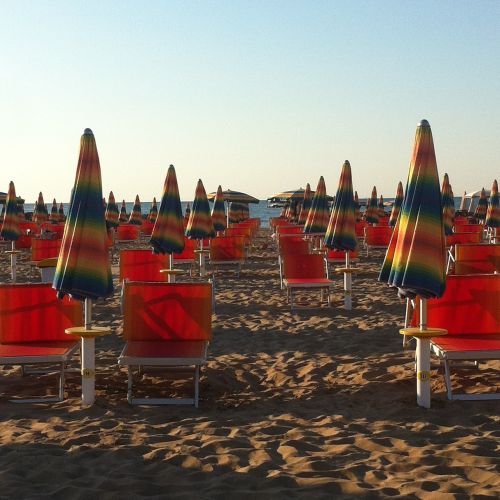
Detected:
left=399, top=327, right=447, bottom=338
left=334, top=267, right=359, bottom=274
left=194, top=249, right=210, bottom=254
left=65, top=326, right=111, bottom=339
left=159, top=268, right=186, bottom=275
left=37, top=257, right=58, bottom=268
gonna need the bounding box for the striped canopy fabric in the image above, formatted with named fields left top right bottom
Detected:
left=49, top=199, right=59, bottom=223
left=53, top=128, right=113, bottom=301
left=186, top=179, right=216, bottom=239
left=389, top=181, right=404, bottom=227
left=485, top=179, right=499, bottom=228
left=105, top=191, right=120, bottom=228
left=364, top=186, right=379, bottom=224
left=150, top=165, right=185, bottom=254
left=354, top=191, right=361, bottom=222
left=324, top=161, right=357, bottom=251
left=379, top=120, right=446, bottom=299
left=441, top=173, right=455, bottom=236
left=207, top=189, right=259, bottom=204
left=58, top=202, right=65, bottom=222
left=119, top=200, right=128, bottom=223
left=378, top=195, right=385, bottom=219
left=148, top=197, right=158, bottom=223
left=128, top=195, right=143, bottom=225
left=474, top=188, right=488, bottom=220
left=211, top=185, right=227, bottom=232
left=298, top=183, right=312, bottom=225
left=303, top=176, right=329, bottom=234
left=33, top=192, right=48, bottom=224
left=0, top=181, right=21, bottom=241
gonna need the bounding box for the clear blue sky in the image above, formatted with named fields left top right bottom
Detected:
left=1, top=0, right=499, bottom=203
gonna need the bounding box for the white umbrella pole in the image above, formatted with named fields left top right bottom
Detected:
left=199, top=240, right=206, bottom=277
left=344, top=251, right=352, bottom=310
left=81, top=298, right=96, bottom=407
left=10, top=241, right=17, bottom=283
left=416, top=298, right=431, bottom=409
left=169, top=254, right=175, bottom=283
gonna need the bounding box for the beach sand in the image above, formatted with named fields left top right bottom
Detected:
left=0, top=229, right=498, bottom=499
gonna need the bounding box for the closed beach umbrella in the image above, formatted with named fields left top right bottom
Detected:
left=186, top=179, right=215, bottom=276
left=229, top=202, right=243, bottom=224
left=379, top=119, right=446, bottom=408
left=211, top=185, right=227, bottom=232
left=54, top=128, right=113, bottom=406
left=119, top=200, right=128, bottom=223
left=148, top=197, right=158, bottom=223
left=365, top=186, right=379, bottom=224
left=150, top=165, right=185, bottom=256
left=389, top=181, right=404, bottom=227
left=105, top=191, right=120, bottom=229
left=49, top=199, right=59, bottom=223
left=324, top=161, right=357, bottom=310
left=128, top=195, right=143, bottom=225
left=378, top=195, right=385, bottom=219
left=441, top=174, right=454, bottom=236
left=298, top=183, right=312, bottom=225
left=354, top=191, right=360, bottom=222
left=207, top=189, right=259, bottom=204
left=58, top=202, right=65, bottom=222
left=303, top=176, right=329, bottom=234
left=1, top=181, right=21, bottom=282
left=33, top=192, right=48, bottom=224
left=184, top=202, right=191, bottom=222
left=485, top=179, right=499, bottom=241
left=474, top=188, right=488, bottom=221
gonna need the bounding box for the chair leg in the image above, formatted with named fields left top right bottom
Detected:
left=443, top=359, right=453, bottom=400
left=194, top=365, right=200, bottom=408
left=127, top=366, right=134, bottom=404
left=59, top=361, right=65, bottom=400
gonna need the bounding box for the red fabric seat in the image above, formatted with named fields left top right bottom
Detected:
left=453, top=243, right=500, bottom=274
left=119, top=249, right=169, bottom=282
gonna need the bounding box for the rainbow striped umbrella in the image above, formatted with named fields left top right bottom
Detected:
left=211, top=185, right=227, bottom=232
left=389, top=181, right=404, bottom=227
left=354, top=191, right=361, bottom=222
left=148, top=197, right=158, bottom=223
left=49, top=198, right=59, bottom=223
left=118, top=200, right=127, bottom=223
left=1, top=181, right=21, bottom=242
left=105, top=191, right=120, bottom=229
left=184, top=203, right=191, bottom=222
left=128, top=194, right=143, bottom=225
left=324, top=161, right=357, bottom=251
left=441, top=173, right=454, bottom=236
left=459, top=190, right=467, bottom=213
left=485, top=179, right=499, bottom=229
left=378, top=195, right=386, bottom=219
left=303, top=176, right=329, bottom=234
left=58, top=202, right=65, bottom=222
left=364, top=186, right=379, bottom=224
left=380, top=120, right=445, bottom=299
left=298, top=183, right=312, bottom=225
left=241, top=202, right=250, bottom=221
left=229, top=202, right=243, bottom=223
left=186, top=179, right=216, bottom=239
left=474, top=188, right=488, bottom=221
left=54, top=128, right=113, bottom=301
left=150, top=165, right=185, bottom=255
left=33, top=192, right=48, bottom=224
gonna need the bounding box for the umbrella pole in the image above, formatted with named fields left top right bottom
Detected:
left=416, top=298, right=431, bottom=409
left=344, top=251, right=352, bottom=310
left=10, top=241, right=17, bottom=283
left=81, top=298, right=96, bottom=407
left=199, top=240, right=206, bottom=277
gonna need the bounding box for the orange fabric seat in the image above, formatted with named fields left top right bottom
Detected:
left=364, top=225, right=392, bottom=255
left=209, top=236, right=245, bottom=276
left=446, top=232, right=481, bottom=246
left=0, top=283, right=82, bottom=402
left=118, top=281, right=212, bottom=406
left=453, top=224, right=483, bottom=234
left=119, top=249, right=169, bottom=282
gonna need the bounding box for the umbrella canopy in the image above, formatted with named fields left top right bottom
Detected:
left=354, top=191, right=360, bottom=221
left=269, top=188, right=310, bottom=202
left=186, top=179, right=216, bottom=239
left=49, top=198, right=59, bottom=223
left=58, top=202, right=65, bottom=222
left=229, top=202, right=243, bottom=223
left=128, top=195, right=143, bottom=225
left=364, top=186, right=379, bottom=224
left=184, top=203, right=191, bottom=221
left=324, top=161, right=357, bottom=251
left=33, top=192, right=48, bottom=224
left=303, top=176, right=329, bottom=234
left=148, top=197, right=158, bottom=223
left=298, top=183, right=312, bottom=225
left=485, top=179, right=499, bottom=228
left=441, top=173, right=455, bottom=236
left=211, top=185, right=227, bottom=232
left=53, top=128, right=113, bottom=301
left=150, top=165, right=185, bottom=254
left=378, top=195, right=385, bottom=218
left=105, top=191, right=120, bottom=229
left=379, top=119, right=446, bottom=299
left=207, top=189, right=259, bottom=204
left=389, top=181, right=404, bottom=227
left=474, top=188, right=488, bottom=220
left=119, top=200, right=128, bottom=223
left=0, top=181, right=21, bottom=241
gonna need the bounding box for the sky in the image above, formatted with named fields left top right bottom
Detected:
left=1, top=0, right=499, bottom=203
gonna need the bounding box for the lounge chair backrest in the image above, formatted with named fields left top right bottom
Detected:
left=0, top=283, right=82, bottom=343
left=453, top=224, right=483, bottom=234
left=355, top=221, right=367, bottom=237
left=116, top=224, right=140, bottom=241
left=283, top=254, right=326, bottom=279
left=364, top=226, right=393, bottom=246
left=276, top=225, right=303, bottom=235
left=326, top=248, right=359, bottom=261
left=412, top=274, right=499, bottom=335
left=210, top=236, right=245, bottom=260
left=31, top=238, right=62, bottom=262
left=123, top=282, right=212, bottom=341
left=173, top=238, right=197, bottom=260
left=446, top=232, right=482, bottom=246
left=454, top=243, right=500, bottom=274
left=278, top=238, right=310, bottom=256
left=119, top=249, right=169, bottom=282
